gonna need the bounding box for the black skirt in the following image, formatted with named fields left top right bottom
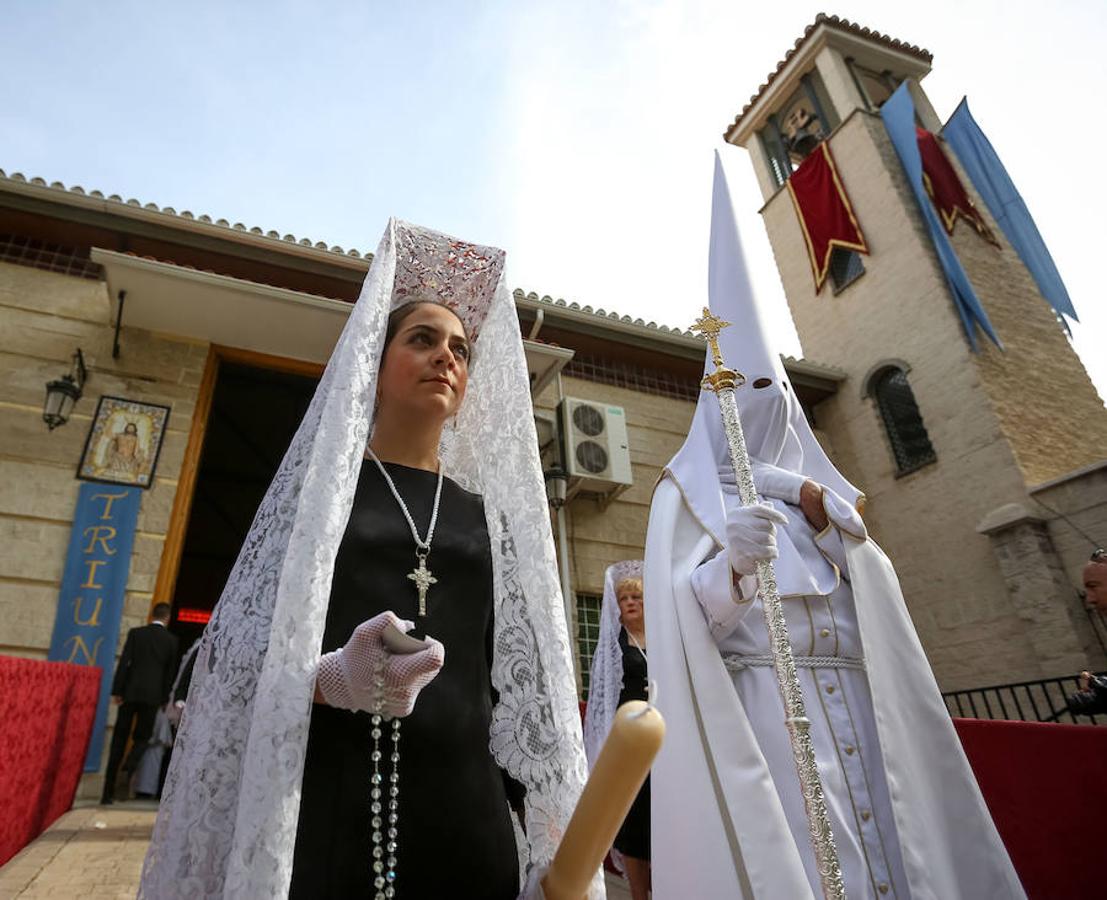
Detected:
left=289, top=460, right=519, bottom=899
left=612, top=628, right=651, bottom=861
left=613, top=774, right=651, bottom=861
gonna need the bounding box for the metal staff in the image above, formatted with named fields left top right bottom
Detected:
left=691, top=308, right=846, bottom=900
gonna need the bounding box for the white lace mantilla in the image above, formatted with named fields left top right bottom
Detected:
left=581, top=560, right=642, bottom=878
left=139, top=220, right=600, bottom=899
left=581, top=560, right=642, bottom=773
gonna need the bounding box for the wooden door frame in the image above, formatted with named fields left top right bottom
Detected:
left=151, top=344, right=324, bottom=613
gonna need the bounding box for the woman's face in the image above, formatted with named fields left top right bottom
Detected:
left=377, top=303, right=470, bottom=422
left=617, top=586, right=644, bottom=629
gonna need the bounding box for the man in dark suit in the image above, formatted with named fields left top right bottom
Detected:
left=101, top=602, right=178, bottom=804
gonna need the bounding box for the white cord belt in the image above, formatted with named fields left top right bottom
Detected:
left=722, top=653, right=866, bottom=673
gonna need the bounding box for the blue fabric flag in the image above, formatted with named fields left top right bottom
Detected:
left=943, top=98, right=1077, bottom=329
left=880, top=85, right=1001, bottom=350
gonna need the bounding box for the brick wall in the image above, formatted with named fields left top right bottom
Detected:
left=943, top=151, right=1107, bottom=486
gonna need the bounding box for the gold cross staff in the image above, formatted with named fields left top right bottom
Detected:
left=691, top=307, right=744, bottom=393
left=408, top=555, right=437, bottom=617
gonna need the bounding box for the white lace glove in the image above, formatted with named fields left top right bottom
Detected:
left=316, top=611, right=445, bottom=717
left=727, top=502, right=788, bottom=576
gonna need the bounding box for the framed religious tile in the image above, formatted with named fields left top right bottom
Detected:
left=77, top=396, right=171, bottom=488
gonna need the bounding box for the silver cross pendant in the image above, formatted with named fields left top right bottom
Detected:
left=407, top=552, right=438, bottom=617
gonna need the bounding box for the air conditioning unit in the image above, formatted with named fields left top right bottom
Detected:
left=558, top=397, right=633, bottom=493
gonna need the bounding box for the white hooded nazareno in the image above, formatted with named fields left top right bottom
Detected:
left=643, top=154, right=1025, bottom=899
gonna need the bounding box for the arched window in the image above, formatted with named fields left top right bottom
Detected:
left=869, top=366, right=936, bottom=474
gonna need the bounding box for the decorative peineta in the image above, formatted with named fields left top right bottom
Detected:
left=609, top=559, right=643, bottom=590
left=392, top=221, right=504, bottom=339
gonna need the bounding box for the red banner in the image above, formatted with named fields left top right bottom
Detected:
left=786, top=142, right=869, bottom=293
left=917, top=127, right=998, bottom=245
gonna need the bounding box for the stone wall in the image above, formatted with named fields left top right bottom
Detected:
left=1032, top=463, right=1107, bottom=586
left=1031, top=462, right=1107, bottom=662
left=0, top=260, right=203, bottom=794
left=976, top=503, right=1105, bottom=678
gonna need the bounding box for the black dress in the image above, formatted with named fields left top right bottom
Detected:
left=290, top=460, right=520, bottom=899
left=612, top=627, right=651, bottom=861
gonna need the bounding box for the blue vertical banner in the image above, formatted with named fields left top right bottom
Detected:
left=881, top=84, right=1002, bottom=351
left=943, top=98, right=1078, bottom=329
left=47, top=482, right=142, bottom=771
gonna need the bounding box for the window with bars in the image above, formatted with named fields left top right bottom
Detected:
left=563, top=354, right=701, bottom=402
left=576, top=592, right=603, bottom=700
left=870, top=367, right=936, bottom=474
left=829, top=248, right=865, bottom=293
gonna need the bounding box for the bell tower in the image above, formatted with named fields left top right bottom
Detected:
left=724, top=14, right=1107, bottom=689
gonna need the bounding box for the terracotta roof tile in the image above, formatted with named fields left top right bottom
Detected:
left=0, top=168, right=369, bottom=260
left=723, top=13, right=932, bottom=141
left=0, top=166, right=842, bottom=375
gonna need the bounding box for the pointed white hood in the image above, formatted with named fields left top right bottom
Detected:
left=667, top=151, right=861, bottom=547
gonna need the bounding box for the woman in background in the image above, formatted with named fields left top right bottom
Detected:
left=582, top=560, right=651, bottom=899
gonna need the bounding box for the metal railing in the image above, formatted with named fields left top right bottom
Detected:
left=942, top=672, right=1106, bottom=726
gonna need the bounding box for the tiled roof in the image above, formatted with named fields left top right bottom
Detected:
left=0, top=165, right=843, bottom=377
left=0, top=166, right=706, bottom=338
left=0, top=168, right=370, bottom=260
left=514, top=289, right=846, bottom=379
left=514, top=289, right=699, bottom=339
left=723, top=13, right=932, bottom=140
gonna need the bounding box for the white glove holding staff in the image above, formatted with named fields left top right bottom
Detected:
left=726, top=502, right=788, bottom=575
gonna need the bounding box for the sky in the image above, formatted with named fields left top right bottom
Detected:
left=3, top=1, right=1104, bottom=399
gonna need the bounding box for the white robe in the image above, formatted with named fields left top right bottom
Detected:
left=644, top=473, right=1025, bottom=899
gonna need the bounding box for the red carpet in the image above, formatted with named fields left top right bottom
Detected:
left=954, top=717, right=1107, bottom=899
left=0, top=656, right=101, bottom=866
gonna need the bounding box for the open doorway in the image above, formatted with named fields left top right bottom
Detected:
left=168, top=359, right=318, bottom=649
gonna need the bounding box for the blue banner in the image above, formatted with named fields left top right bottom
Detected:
left=47, top=482, right=142, bottom=771
left=943, top=98, right=1078, bottom=330
left=880, top=84, right=1001, bottom=351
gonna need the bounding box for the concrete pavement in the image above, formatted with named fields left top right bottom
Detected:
left=0, top=803, right=633, bottom=899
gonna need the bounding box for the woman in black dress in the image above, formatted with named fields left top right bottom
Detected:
left=141, top=221, right=589, bottom=900
left=290, top=300, right=522, bottom=899
left=611, top=574, right=651, bottom=900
